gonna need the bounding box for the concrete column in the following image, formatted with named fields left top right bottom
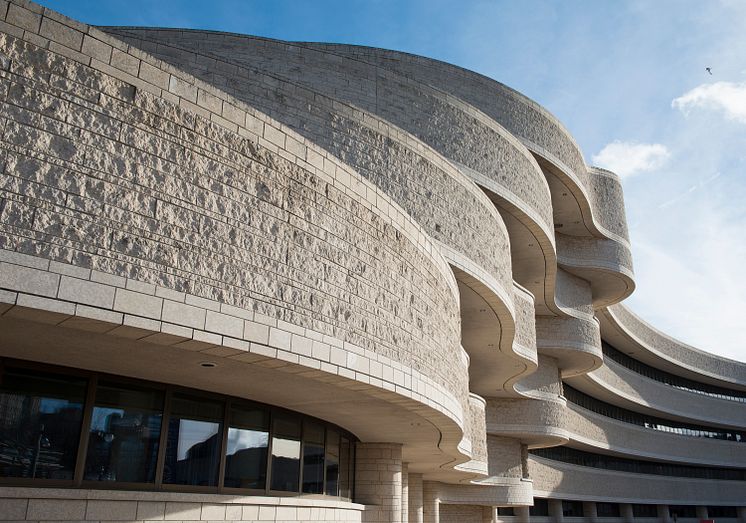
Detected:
left=409, top=473, right=424, bottom=523
left=516, top=506, right=530, bottom=523
left=356, top=442, right=403, bottom=523
left=423, top=481, right=440, bottom=523
left=620, top=503, right=634, bottom=523
left=658, top=505, right=672, bottom=523
left=483, top=506, right=497, bottom=523
left=696, top=507, right=708, bottom=520
left=549, top=499, right=564, bottom=523
left=402, top=463, right=409, bottom=523
left=584, top=502, right=597, bottom=523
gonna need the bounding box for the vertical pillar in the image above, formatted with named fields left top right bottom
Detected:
left=620, top=504, right=634, bottom=523
left=402, top=463, right=409, bottom=523
left=549, top=500, right=564, bottom=523
left=516, top=506, right=530, bottom=523
left=409, top=473, right=424, bottom=523
left=356, top=442, right=403, bottom=523
left=696, top=507, right=708, bottom=520
left=658, top=505, right=672, bottom=523
left=423, top=481, right=440, bottom=523
left=482, top=506, right=496, bottom=523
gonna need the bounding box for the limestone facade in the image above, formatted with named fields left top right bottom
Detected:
left=0, top=2, right=744, bottom=522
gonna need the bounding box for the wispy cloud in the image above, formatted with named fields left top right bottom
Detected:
left=672, top=82, right=746, bottom=123
left=592, top=141, right=670, bottom=179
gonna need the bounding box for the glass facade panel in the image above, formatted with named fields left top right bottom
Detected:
left=669, top=506, right=697, bottom=519
left=0, top=359, right=354, bottom=498
left=563, top=500, right=584, bottom=517
left=339, top=436, right=352, bottom=499
left=0, top=366, right=86, bottom=480
left=302, top=420, right=325, bottom=494
left=632, top=504, right=658, bottom=518
left=708, top=507, right=738, bottom=518
left=224, top=403, right=269, bottom=490
left=163, top=394, right=223, bottom=487
left=530, top=499, right=549, bottom=517
left=596, top=502, right=620, bottom=518
left=270, top=414, right=301, bottom=492
left=325, top=429, right=340, bottom=496
left=532, top=446, right=746, bottom=481
left=498, top=507, right=516, bottom=516
left=603, top=342, right=746, bottom=403
left=84, top=381, right=163, bottom=483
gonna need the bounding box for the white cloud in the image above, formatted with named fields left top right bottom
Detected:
left=592, top=141, right=670, bottom=178
left=672, top=81, right=746, bottom=123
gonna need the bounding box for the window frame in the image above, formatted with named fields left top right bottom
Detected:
left=0, top=357, right=356, bottom=500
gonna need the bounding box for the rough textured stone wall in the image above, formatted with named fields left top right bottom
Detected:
left=106, top=28, right=553, bottom=256
left=0, top=7, right=467, bottom=410
left=300, top=43, right=630, bottom=242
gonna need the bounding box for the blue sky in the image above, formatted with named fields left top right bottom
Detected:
left=38, top=0, right=746, bottom=362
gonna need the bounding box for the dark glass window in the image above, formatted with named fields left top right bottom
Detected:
left=564, top=385, right=746, bottom=442
left=530, top=499, right=549, bottom=517
left=0, top=359, right=355, bottom=498
left=563, top=500, right=584, bottom=517
left=224, top=403, right=269, bottom=490
left=302, top=421, right=325, bottom=494
left=602, top=342, right=746, bottom=403
left=0, top=366, right=86, bottom=480
left=632, top=504, right=658, bottom=518
left=340, top=435, right=353, bottom=499
left=708, top=507, right=738, bottom=518
left=531, top=446, right=746, bottom=481
left=596, top=503, right=620, bottom=518
left=669, top=506, right=697, bottom=519
left=84, top=381, right=163, bottom=483
left=163, top=394, right=223, bottom=487
left=325, top=429, right=340, bottom=496
left=498, top=507, right=516, bottom=516
left=270, top=413, right=301, bottom=492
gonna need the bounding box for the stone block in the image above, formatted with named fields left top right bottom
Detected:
left=0, top=262, right=59, bottom=297
left=113, top=288, right=163, bottom=319
left=0, top=498, right=27, bottom=520
left=205, top=310, right=243, bottom=338
left=164, top=502, right=202, bottom=521
left=27, top=499, right=86, bottom=520
left=6, top=3, right=40, bottom=32
left=85, top=500, right=138, bottom=521
left=82, top=35, right=112, bottom=62
left=136, top=501, right=165, bottom=520
left=40, top=16, right=83, bottom=50
left=111, top=47, right=140, bottom=76
left=162, top=299, right=206, bottom=329
left=57, top=275, right=115, bottom=309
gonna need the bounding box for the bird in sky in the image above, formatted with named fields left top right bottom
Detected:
left=706, top=67, right=713, bottom=75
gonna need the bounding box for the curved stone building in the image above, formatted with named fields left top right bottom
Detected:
left=0, top=2, right=744, bottom=522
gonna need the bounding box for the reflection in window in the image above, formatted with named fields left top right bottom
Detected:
left=0, top=367, right=85, bottom=480
left=224, top=404, right=269, bottom=489
left=270, top=414, right=301, bottom=492
left=84, top=381, right=163, bottom=483
left=340, top=436, right=352, bottom=499
left=163, top=394, right=223, bottom=486
left=302, top=421, right=325, bottom=494
left=325, top=429, right=339, bottom=496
